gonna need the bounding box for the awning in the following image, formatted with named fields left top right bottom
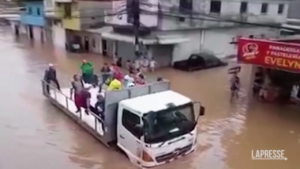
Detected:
left=101, top=32, right=189, bottom=45
left=156, top=35, right=189, bottom=44
left=87, top=26, right=113, bottom=34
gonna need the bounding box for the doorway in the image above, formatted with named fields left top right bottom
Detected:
left=28, top=25, right=33, bottom=39
left=102, top=39, right=107, bottom=56
left=14, top=25, right=19, bottom=36
left=40, top=28, right=44, bottom=43
left=84, top=36, right=89, bottom=51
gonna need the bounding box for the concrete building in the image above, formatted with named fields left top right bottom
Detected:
left=20, top=1, right=45, bottom=42
left=45, top=0, right=115, bottom=51
left=279, top=0, right=300, bottom=36
left=99, top=0, right=290, bottom=67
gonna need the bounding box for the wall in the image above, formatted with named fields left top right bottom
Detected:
left=20, top=1, right=45, bottom=26
left=288, top=0, right=300, bottom=19
left=216, top=0, right=289, bottom=23
left=171, top=27, right=280, bottom=62
left=62, top=2, right=80, bottom=30
left=44, top=0, right=54, bottom=11
left=158, top=0, right=289, bottom=30
left=79, top=1, right=112, bottom=29
left=52, top=22, right=66, bottom=48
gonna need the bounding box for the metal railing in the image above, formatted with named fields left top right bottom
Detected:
left=41, top=80, right=106, bottom=135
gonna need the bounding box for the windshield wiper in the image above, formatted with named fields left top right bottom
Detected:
left=158, top=140, right=168, bottom=147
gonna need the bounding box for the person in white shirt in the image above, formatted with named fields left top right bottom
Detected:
left=149, top=57, right=156, bottom=72
left=124, top=71, right=135, bottom=88
left=134, top=59, right=140, bottom=70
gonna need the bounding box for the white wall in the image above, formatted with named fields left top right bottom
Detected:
left=159, top=0, right=289, bottom=30
left=44, top=0, right=54, bottom=11
left=171, top=27, right=280, bottom=62
left=204, top=0, right=289, bottom=23
left=52, top=23, right=66, bottom=48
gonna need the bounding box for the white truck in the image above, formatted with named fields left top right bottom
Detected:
left=42, top=80, right=205, bottom=167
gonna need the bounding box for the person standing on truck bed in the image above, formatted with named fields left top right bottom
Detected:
left=80, top=88, right=92, bottom=115
left=100, top=63, right=111, bottom=85
left=70, top=74, right=84, bottom=113
left=44, top=63, right=61, bottom=94
left=80, top=60, right=94, bottom=84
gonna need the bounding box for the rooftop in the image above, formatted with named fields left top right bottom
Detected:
left=119, top=90, right=191, bottom=114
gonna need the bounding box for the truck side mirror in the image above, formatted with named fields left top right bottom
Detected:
left=134, top=124, right=143, bottom=138
left=193, top=102, right=205, bottom=122
left=200, top=106, right=205, bottom=116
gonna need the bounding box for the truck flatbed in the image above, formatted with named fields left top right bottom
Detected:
left=42, top=80, right=171, bottom=146
left=49, top=87, right=105, bottom=136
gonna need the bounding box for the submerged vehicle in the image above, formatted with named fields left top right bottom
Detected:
left=173, top=53, right=228, bottom=71
left=42, top=80, right=205, bottom=167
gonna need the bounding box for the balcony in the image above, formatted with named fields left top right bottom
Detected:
left=56, top=1, right=111, bottom=30
left=54, top=0, right=73, bottom=3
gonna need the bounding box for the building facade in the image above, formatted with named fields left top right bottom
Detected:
left=48, top=0, right=114, bottom=52
left=101, top=0, right=290, bottom=67
left=20, top=1, right=45, bottom=42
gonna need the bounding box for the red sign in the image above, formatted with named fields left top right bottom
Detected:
left=237, top=38, right=300, bottom=72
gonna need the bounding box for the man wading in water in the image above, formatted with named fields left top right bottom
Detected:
left=70, top=74, right=84, bottom=113
left=230, top=73, right=241, bottom=102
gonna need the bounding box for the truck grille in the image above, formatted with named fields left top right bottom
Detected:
left=155, top=144, right=193, bottom=163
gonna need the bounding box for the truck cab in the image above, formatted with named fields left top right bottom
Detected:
left=117, top=90, right=204, bottom=167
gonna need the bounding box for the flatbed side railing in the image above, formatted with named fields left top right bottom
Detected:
left=41, top=80, right=105, bottom=135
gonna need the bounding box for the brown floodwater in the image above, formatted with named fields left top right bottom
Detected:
left=0, top=27, right=299, bottom=169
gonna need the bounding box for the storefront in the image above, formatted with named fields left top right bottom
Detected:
left=237, top=38, right=300, bottom=103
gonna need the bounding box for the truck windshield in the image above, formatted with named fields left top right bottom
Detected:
left=143, top=102, right=195, bottom=144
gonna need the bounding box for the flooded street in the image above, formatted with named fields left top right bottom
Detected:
left=0, top=27, right=299, bottom=169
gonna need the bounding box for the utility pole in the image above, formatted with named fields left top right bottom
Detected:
left=132, top=0, right=140, bottom=58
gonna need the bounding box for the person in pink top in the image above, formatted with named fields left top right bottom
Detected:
left=110, top=63, right=123, bottom=81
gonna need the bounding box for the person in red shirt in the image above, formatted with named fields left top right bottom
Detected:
left=110, top=63, right=123, bottom=81
left=135, top=73, right=145, bottom=85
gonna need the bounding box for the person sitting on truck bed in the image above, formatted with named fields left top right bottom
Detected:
left=70, top=74, right=84, bottom=113
left=107, top=77, right=122, bottom=91
left=124, top=71, right=135, bottom=87
left=135, top=73, right=145, bottom=85
left=90, top=94, right=105, bottom=121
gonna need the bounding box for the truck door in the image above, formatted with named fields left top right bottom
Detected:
left=118, top=109, right=142, bottom=160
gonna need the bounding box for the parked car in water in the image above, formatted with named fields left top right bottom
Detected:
left=173, top=53, right=228, bottom=71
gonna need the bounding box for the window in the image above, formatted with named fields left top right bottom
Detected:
left=64, top=3, right=72, bottom=18
left=278, top=4, right=284, bottom=14
left=210, top=0, right=221, bottom=13
left=240, top=2, right=248, bottom=13
left=28, top=7, right=32, bottom=14
left=37, top=8, right=40, bottom=15
left=179, top=0, right=193, bottom=13
left=122, top=109, right=141, bottom=138
left=261, top=3, right=268, bottom=14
